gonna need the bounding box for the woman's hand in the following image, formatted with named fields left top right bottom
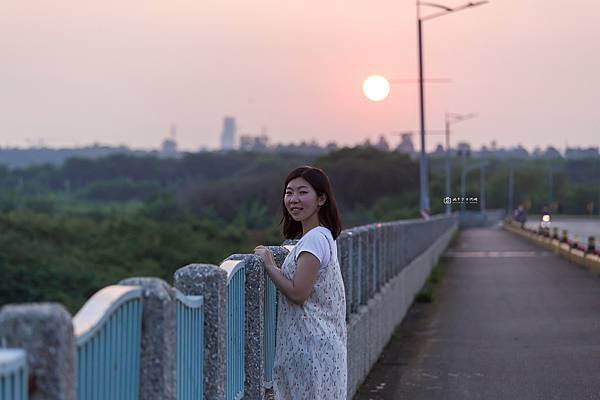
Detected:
left=254, top=245, right=277, bottom=269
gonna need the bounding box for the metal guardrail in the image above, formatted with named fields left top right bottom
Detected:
left=176, top=290, right=204, bottom=400
left=73, top=285, right=143, bottom=400
left=220, top=260, right=245, bottom=400
left=0, top=349, right=28, bottom=400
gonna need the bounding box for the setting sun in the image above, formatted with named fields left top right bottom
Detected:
left=362, top=75, right=390, bottom=101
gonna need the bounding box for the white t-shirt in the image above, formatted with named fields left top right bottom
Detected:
left=293, top=226, right=337, bottom=272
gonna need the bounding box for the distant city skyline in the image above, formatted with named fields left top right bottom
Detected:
left=1, top=127, right=595, bottom=155
left=1, top=1, right=598, bottom=152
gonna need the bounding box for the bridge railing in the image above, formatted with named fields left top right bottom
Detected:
left=0, top=348, right=28, bottom=400
left=73, top=285, right=143, bottom=400
left=220, top=260, right=246, bottom=400
left=176, top=290, right=204, bottom=400
left=0, top=214, right=457, bottom=400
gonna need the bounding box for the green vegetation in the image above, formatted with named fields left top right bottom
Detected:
left=415, top=261, right=445, bottom=303
left=1, top=148, right=598, bottom=314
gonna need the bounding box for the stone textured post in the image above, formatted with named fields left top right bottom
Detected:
left=174, top=264, right=227, bottom=400
left=337, top=231, right=352, bottom=321
left=350, top=229, right=360, bottom=313
left=367, top=225, right=377, bottom=299
left=0, top=303, right=75, bottom=400
left=359, top=227, right=369, bottom=305
left=119, top=277, right=176, bottom=400
left=225, top=254, right=263, bottom=400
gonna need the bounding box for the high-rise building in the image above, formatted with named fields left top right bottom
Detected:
left=220, top=117, right=236, bottom=150
left=161, top=124, right=178, bottom=157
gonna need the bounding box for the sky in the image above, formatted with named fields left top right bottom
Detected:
left=1, top=0, right=599, bottom=152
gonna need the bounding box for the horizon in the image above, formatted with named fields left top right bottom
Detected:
left=1, top=138, right=597, bottom=155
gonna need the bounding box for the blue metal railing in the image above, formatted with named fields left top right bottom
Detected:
left=176, top=290, right=204, bottom=400
left=221, top=260, right=246, bottom=400
left=73, top=285, right=143, bottom=400
left=0, top=349, right=28, bottom=400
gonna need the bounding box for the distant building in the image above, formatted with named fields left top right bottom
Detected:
left=161, top=138, right=177, bottom=157
left=160, top=124, right=178, bottom=157
left=506, top=145, right=529, bottom=159
left=325, top=142, right=339, bottom=152
left=543, top=146, right=562, bottom=159
left=273, top=140, right=330, bottom=156
left=431, top=144, right=445, bottom=157
left=565, top=146, right=599, bottom=159
left=220, top=117, right=236, bottom=150
left=375, top=135, right=390, bottom=152
left=395, top=133, right=415, bottom=155
left=239, top=134, right=269, bottom=152
left=456, top=142, right=471, bottom=157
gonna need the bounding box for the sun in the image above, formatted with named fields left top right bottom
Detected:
left=362, top=75, right=390, bottom=101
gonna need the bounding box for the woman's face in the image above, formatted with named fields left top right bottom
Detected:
left=284, top=177, right=326, bottom=222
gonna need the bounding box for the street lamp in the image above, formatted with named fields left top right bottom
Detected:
left=444, top=112, right=477, bottom=214
left=416, top=0, right=489, bottom=215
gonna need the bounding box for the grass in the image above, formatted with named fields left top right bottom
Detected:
left=415, top=259, right=446, bottom=303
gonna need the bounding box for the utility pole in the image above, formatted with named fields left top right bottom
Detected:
left=508, top=164, right=514, bottom=213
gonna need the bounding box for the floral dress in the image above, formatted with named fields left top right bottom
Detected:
left=273, top=227, right=347, bottom=400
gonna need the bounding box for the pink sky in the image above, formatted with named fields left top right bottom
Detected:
left=1, top=0, right=598, bottom=152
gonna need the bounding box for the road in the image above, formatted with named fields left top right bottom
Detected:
left=355, top=227, right=600, bottom=400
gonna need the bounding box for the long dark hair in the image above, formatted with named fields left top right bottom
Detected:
left=280, top=166, right=342, bottom=240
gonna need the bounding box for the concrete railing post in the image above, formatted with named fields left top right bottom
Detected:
left=358, top=227, right=369, bottom=305
left=119, top=277, right=176, bottom=400
left=174, top=264, right=227, bottom=400
left=349, top=230, right=360, bottom=314
left=225, top=245, right=288, bottom=400
left=336, top=231, right=352, bottom=321
left=224, top=254, right=263, bottom=400
left=0, top=303, right=75, bottom=400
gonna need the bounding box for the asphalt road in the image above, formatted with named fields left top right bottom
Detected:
left=355, top=227, right=600, bottom=400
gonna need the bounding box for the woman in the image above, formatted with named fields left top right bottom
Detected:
left=254, top=165, right=347, bottom=400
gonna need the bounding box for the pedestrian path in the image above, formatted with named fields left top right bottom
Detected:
left=355, top=227, right=600, bottom=400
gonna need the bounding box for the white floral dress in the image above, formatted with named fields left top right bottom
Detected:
left=273, top=227, right=347, bottom=400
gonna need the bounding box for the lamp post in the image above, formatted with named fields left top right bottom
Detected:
left=444, top=112, right=477, bottom=214
left=416, top=0, right=488, bottom=215
left=508, top=164, right=515, bottom=213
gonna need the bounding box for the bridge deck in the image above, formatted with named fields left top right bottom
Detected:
left=356, top=226, right=600, bottom=400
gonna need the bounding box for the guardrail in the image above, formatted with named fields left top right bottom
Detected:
left=176, top=291, right=204, bottom=400
left=221, top=260, right=246, bottom=400
left=504, top=219, right=600, bottom=276
left=73, top=285, right=143, bottom=400
left=0, top=349, right=28, bottom=400
left=0, top=214, right=457, bottom=400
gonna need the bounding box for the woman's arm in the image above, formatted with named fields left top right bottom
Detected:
left=254, top=246, right=320, bottom=305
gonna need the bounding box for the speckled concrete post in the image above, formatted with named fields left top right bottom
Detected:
left=337, top=231, right=352, bottom=322
left=367, top=225, right=377, bottom=298
left=387, top=224, right=393, bottom=278
left=350, top=229, right=360, bottom=313
left=377, top=224, right=387, bottom=291
left=174, top=264, right=227, bottom=400
left=0, top=303, right=75, bottom=400
left=225, top=253, right=264, bottom=400
left=359, top=227, right=369, bottom=306
left=119, top=277, right=176, bottom=400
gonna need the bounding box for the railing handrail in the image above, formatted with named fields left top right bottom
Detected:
left=0, top=348, right=26, bottom=375
left=220, top=259, right=245, bottom=283
left=72, top=284, right=142, bottom=345
left=175, top=289, right=204, bottom=308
